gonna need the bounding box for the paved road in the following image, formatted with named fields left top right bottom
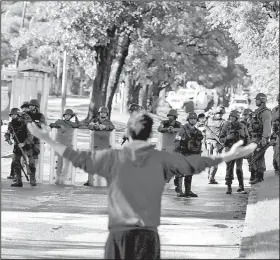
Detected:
left=2, top=165, right=251, bottom=259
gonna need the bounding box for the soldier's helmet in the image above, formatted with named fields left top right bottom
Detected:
left=63, top=109, right=74, bottom=117
left=9, top=108, right=20, bottom=116
left=20, top=101, right=30, bottom=108
left=98, top=106, right=109, bottom=114
left=255, top=93, right=267, bottom=102
left=29, top=99, right=40, bottom=107
left=167, top=109, right=178, bottom=118
left=229, top=110, right=240, bottom=119
left=198, top=113, right=205, bottom=118
left=187, top=112, right=198, bottom=120
left=215, top=106, right=225, bottom=114
left=128, top=103, right=140, bottom=113
left=243, top=108, right=252, bottom=116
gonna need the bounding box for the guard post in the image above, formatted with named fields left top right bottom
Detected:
left=88, top=129, right=116, bottom=187
left=9, top=65, right=51, bottom=183
left=49, top=127, right=77, bottom=185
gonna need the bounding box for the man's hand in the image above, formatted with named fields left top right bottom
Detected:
left=99, top=124, right=106, bottom=130
left=18, top=143, right=25, bottom=148
left=222, top=140, right=257, bottom=163
left=270, top=138, right=276, bottom=146
left=27, top=122, right=52, bottom=143
left=168, top=126, right=174, bottom=133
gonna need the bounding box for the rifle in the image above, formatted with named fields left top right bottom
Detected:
left=249, top=142, right=271, bottom=167
left=204, top=124, right=224, bottom=153
left=9, top=124, right=31, bottom=181
left=121, top=136, right=129, bottom=146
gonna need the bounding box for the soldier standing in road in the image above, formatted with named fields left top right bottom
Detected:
left=197, top=113, right=207, bottom=153
left=27, top=99, right=46, bottom=186
left=157, top=109, right=182, bottom=135
left=49, top=109, right=80, bottom=130
left=220, top=110, right=250, bottom=194
left=248, top=93, right=272, bottom=184
left=271, top=93, right=279, bottom=175
left=4, top=108, right=35, bottom=187
left=205, top=106, right=226, bottom=184
left=174, top=112, right=203, bottom=197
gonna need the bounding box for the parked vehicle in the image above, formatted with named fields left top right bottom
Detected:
left=229, top=97, right=249, bottom=111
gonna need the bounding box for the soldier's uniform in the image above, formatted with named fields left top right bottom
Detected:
left=174, top=112, right=203, bottom=197
left=205, top=106, right=226, bottom=184
left=248, top=93, right=272, bottom=184
left=220, top=110, right=250, bottom=194
left=4, top=108, right=35, bottom=187
left=197, top=113, right=207, bottom=153
left=27, top=99, right=46, bottom=185
left=49, top=109, right=80, bottom=129
left=271, top=94, right=279, bottom=175
left=158, top=109, right=182, bottom=135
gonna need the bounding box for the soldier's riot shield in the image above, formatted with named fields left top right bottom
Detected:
left=88, top=130, right=115, bottom=187
left=157, top=132, right=176, bottom=152
left=49, top=127, right=77, bottom=185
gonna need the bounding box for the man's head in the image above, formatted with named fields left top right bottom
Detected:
left=167, top=109, right=178, bottom=121
left=21, top=101, right=30, bottom=112
left=214, top=106, right=225, bottom=119
left=242, top=108, right=252, bottom=120
left=98, top=106, right=109, bottom=121
left=255, top=93, right=267, bottom=107
left=63, top=109, right=74, bottom=121
left=128, top=103, right=140, bottom=114
left=229, top=110, right=240, bottom=123
left=9, top=108, right=20, bottom=120
left=198, top=113, right=206, bottom=123
left=127, top=112, right=153, bottom=141
left=29, top=99, right=40, bottom=113
left=187, top=112, right=198, bottom=126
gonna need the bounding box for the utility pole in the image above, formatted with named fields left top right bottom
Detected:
left=57, top=54, right=61, bottom=95
left=60, top=50, right=68, bottom=119
left=15, top=1, right=27, bottom=68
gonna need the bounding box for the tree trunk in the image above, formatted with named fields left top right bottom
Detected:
left=130, top=82, right=141, bottom=104
left=122, top=71, right=131, bottom=114
left=106, top=34, right=131, bottom=119
left=139, top=84, right=148, bottom=109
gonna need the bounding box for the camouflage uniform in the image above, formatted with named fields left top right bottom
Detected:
left=205, top=106, right=226, bottom=184
left=49, top=109, right=80, bottom=129
left=158, top=109, right=182, bottom=135
left=220, top=110, right=250, bottom=194
left=4, top=108, right=35, bottom=187
left=271, top=94, right=279, bottom=175
left=174, top=113, right=203, bottom=197
left=248, top=93, right=272, bottom=184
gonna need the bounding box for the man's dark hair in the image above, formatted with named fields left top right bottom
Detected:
left=127, top=112, right=153, bottom=141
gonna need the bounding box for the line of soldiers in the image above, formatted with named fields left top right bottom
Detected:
left=5, top=99, right=45, bottom=187
left=157, top=92, right=278, bottom=196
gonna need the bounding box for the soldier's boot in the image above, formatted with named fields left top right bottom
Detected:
left=236, top=170, right=245, bottom=193
left=184, top=176, right=198, bottom=197
left=7, top=167, right=15, bottom=179
left=30, top=173, right=37, bottom=187
left=175, top=178, right=185, bottom=197
left=7, top=175, right=15, bottom=180
left=208, top=167, right=218, bottom=184
left=249, top=170, right=256, bottom=184
left=11, top=169, right=23, bottom=187
left=226, top=185, right=232, bottom=194
left=250, top=172, right=262, bottom=184
left=273, top=159, right=279, bottom=175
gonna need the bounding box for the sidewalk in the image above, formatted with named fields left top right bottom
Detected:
left=239, top=170, right=279, bottom=259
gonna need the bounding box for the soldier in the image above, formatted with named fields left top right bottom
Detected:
left=88, top=106, right=115, bottom=131
left=271, top=93, right=279, bottom=175
left=27, top=99, right=46, bottom=185
left=205, top=106, right=226, bottom=184
left=4, top=108, right=35, bottom=187
left=248, top=93, right=272, bottom=184
left=158, top=109, right=182, bottom=134
left=197, top=113, right=207, bottom=153
left=174, top=112, right=203, bottom=197
left=20, top=101, right=30, bottom=113
left=49, top=109, right=80, bottom=130
left=220, top=110, right=250, bottom=194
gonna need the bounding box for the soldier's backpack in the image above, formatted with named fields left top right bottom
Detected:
left=249, top=107, right=271, bottom=134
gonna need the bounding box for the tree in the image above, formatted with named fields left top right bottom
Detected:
left=206, top=1, right=279, bottom=99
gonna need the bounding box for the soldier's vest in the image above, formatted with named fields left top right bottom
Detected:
left=10, top=119, right=28, bottom=144
left=162, top=120, right=181, bottom=128
left=28, top=112, right=44, bottom=128
left=205, top=118, right=225, bottom=140
left=224, top=121, right=245, bottom=147
left=248, top=107, right=270, bottom=135
left=181, top=125, right=202, bottom=154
